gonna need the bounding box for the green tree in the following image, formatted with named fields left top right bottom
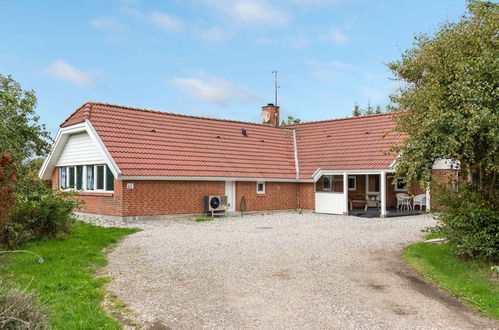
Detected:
left=365, top=102, right=374, bottom=115
left=281, top=115, right=301, bottom=125
left=353, top=102, right=384, bottom=116
left=352, top=103, right=362, bottom=116
left=388, top=0, right=498, bottom=198
left=0, top=74, right=52, bottom=168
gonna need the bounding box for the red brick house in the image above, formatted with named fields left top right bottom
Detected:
left=39, top=102, right=458, bottom=220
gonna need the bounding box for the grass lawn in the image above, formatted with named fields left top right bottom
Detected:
left=404, top=242, right=499, bottom=319
left=0, top=222, right=139, bottom=329
left=193, top=216, right=214, bottom=222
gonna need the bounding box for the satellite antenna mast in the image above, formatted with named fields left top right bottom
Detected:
left=271, top=70, right=280, bottom=106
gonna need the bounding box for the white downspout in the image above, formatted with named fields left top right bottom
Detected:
left=292, top=129, right=300, bottom=180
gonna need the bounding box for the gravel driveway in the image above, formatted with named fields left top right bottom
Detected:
left=100, top=212, right=497, bottom=329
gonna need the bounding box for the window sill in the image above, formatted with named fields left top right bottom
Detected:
left=256, top=194, right=267, bottom=197
left=76, top=191, right=114, bottom=197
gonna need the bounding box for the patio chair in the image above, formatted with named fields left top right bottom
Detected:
left=396, top=193, right=411, bottom=210
left=413, top=194, right=426, bottom=210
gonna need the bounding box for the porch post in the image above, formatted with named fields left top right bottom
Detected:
left=426, top=182, right=431, bottom=211
left=380, top=171, right=387, bottom=218
left=343, top=172, right=348, bottom=215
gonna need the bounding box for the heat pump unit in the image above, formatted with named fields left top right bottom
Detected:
left=204, top=195, right=228, bottom=212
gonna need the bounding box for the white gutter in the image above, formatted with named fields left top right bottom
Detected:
left=292, top=129, right=300, bottom=180
left=119, top=175, right=314, bottom=182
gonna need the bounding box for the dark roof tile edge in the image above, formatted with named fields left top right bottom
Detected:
left=82, top=101, right=285, bottom=129
left=284, top=111, right=398, bottom=127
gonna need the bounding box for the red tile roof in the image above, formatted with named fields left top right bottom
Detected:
left=288, top=113, right=404, bottom=179
left=62, top=102, right=297, bottom=179
left=60, top=102, right=403, bottom=180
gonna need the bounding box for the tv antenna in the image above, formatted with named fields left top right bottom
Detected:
left=268, top=70, right=290, bottom=106
left=271, top=70, right=280, bottom=106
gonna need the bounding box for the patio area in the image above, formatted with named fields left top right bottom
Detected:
left=349, top=207, right=425, bottom=218
left=313, top=170, right=430, bottom=217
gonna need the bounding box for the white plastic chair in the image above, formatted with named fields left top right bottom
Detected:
left=413, top=194, right=426, bottom=210
left=396, top=193, right=411, bottom=210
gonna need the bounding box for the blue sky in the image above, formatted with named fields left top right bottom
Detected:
left=1, top=0, right=467, bottom=135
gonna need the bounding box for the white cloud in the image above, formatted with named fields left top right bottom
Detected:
left=172, top=74, right=262, bottom=106
left=201, top=0, right=289, bottom=27
left=89, top=17, right=125, bottom=32
left=44, top=60, right=99, bottom=87
left=150, top=11, right=185, bottom=32
left=320, top=29, right=348, bottom=44
left=306, top=59, right=355, bottom=80
left=195, top=26, right=232, bottom=43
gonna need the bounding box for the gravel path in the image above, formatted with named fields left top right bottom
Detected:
left=100, top=212, right=497, bottom=329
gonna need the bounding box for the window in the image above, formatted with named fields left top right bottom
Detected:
left=60, top=167, right=67, bottom=189
left=348, top=176, right=356, bottom=191
left=323, top=176, right=332, bottom=191
left=58, top=164, right=114, bottom=192
left=76, top=166, right=83, bottom=190
left=68, top=166, right=75, bottom=188
left=395, top=177, right=408, bottom=191
left=96, top=165, right=104, bottom=190
left=256, top=181, right=265, bottom=194
left=86, top=165, right=94, bottom=190
left=105, top=166, right=114, bottom=191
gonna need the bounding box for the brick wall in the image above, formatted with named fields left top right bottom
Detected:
left=51, top=168, right=123, bottom=216
left=53, top=168, right=306, bottom=217
left=120, top=180, right=224, bottom=216
left=235, top=181, right=299, bottom=212
left=298, top=183, right=315, bottom=210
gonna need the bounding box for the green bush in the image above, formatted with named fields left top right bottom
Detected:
left=0, top=179, right=81, bottom=248
left=0, top=280, right=49, bottom=329
left=436, top=187, right=499, bottom=262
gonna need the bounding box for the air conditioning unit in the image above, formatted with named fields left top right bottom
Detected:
left=204, top=195, right=228, bottom=213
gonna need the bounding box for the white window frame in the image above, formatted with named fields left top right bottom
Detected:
left=59, top=164, right=114, bottom=192
left=323, top=175, right=332, bottom=191
left=256, top=181, right=265, bottom=194
left=95, top=165, right=106, bottom=192
left=395, top=176, right=408, bottom=192
left=348, top=176, right=357, bottom=191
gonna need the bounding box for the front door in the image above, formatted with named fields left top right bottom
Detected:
left=225, top=181, right=236, bottom=212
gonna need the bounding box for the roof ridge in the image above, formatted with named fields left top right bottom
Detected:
left=284, top=111, right=396, bottom=127
left=86, top=101, right=284, bottom=129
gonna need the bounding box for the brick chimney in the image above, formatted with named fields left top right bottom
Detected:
left=260, top=103, right=280, bottom=127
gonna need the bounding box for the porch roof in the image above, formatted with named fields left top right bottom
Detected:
left=311, top=168, right=394, bottom=182
left=288, top=112, right=404, bottom=179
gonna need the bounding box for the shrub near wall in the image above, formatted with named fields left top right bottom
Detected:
left=436, top=187, right=499, bottom=262
left=0, top=178, right=81, bottom=249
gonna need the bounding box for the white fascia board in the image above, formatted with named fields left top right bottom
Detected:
left=432, top=158, right=461, bottom=170
left=85, top=120, right=121, bottom=177
left=312, top=169, right=394, bottom=182
left=389, top=154, right=400, bottom=169
left=39, top=123, right=87, bottom=180
left=311, top=168, right=322, bottom=180
left=38, top=121, right=121, bottom=180
left=119, top=176, right=314, bottom=183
